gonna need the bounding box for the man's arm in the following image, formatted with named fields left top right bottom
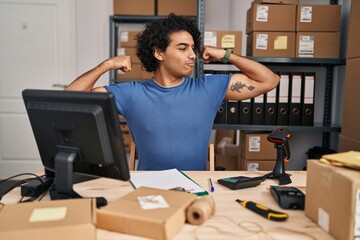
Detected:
left=201, top=46, right=279, bottom=101
left=65, top=56, right=132, bottom=92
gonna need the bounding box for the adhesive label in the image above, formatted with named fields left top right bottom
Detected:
left=318, top=208, right=330, bottom=232
left=247, top=163, right=259, bottom=171
left=29, top=207, right=67, bottom=223
left=138, top=195, right=169, bottom=210
left=120, top=31, right=129, bottom=42
left=256, top=5, right=268, bottom=22
left=249, top=136, right=261, bottom=152
left=204, top=31, right=217, bottom=47
left=298, top=35, right=314, bottom=58
left=300, top=6, right=312, bottom=23
left=256, top=33, right=268, bottom=50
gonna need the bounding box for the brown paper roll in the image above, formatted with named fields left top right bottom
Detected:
left=186, top=196, right=215, bottom=225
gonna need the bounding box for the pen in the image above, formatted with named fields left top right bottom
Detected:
left=209, top=178, right=214, bottom=192
left=236, top=199, right=288, bottom=221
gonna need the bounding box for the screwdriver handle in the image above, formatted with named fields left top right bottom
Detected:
left=236, top=199, right=288, bottom=221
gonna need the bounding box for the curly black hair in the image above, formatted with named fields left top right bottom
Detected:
left=135, top=13, right=201, bottom=72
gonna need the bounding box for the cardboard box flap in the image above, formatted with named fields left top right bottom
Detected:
left=320, top=151, right=360, bottom=170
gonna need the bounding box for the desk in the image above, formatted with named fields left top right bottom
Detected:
left=1, top=171, right=334, bottom=240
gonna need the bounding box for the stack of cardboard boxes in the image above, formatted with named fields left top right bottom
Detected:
left=113, top=0, right=197, bottom=16
left=339, top=0, right=360, bottom=151
left=238, top=131, right=277, bottom=171
left=246, top=0, right=341, bottom=58
left=204, top=31, right=242, bottom=56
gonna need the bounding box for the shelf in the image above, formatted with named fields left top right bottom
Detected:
left=213, top=124, right=341, bottom=133
left=111, top=15, right=197, bottom=24
left=205, top=57, right=346, bottom=66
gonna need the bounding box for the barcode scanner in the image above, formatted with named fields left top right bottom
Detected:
left=263, top=128, right=292, bottom=185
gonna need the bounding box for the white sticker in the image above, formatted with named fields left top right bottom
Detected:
left=256, top=33, right=268, bottom=50
left=138, top=195, right=169, bottom=210
left=256, top=6, right=268, bottom=22
left=204, top=31, right=217, bottom=47
left=117, top=47, right=125, bottom=56
left=249, top=136, right=261, bottom=152
left=300, top=6, right=312, bottom=23
left=247, top=163, right=259, bottom=171
left=318, top=208, right=330, bottom=232
left=298, top=35, right=314, bottom=58
left=355, top=189, right=360, bottom=238
left=120, top=31, right=129, bottom=42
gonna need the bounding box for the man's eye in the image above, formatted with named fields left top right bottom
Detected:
left=179, top=48, right=186, bottom=51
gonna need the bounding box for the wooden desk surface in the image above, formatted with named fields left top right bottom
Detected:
left=1, top=171, right=334, bottom=240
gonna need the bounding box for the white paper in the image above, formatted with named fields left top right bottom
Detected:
left=130, top=169, right=206, bottom=194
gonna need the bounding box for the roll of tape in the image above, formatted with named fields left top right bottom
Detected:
left=186, top=196, right=216, bottom=225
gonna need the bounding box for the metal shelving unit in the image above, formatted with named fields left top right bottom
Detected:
left=207, top=57, right=346, bottom=148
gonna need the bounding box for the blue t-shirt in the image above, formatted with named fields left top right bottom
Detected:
left=105, top=74, right=231, bottom=170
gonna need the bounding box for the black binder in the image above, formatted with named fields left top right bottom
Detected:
left=239, top=99, right=252, bottom=125
left=251, top=94, right=265, bottom=125
left=276, top=73, right=291, bottom=125
left=214, top=100, right=227, bottom=124
left=301, top=73, right=315, bottom=126
left=227, top=100, right=239, bottom=124
left=264, top=87, right=277, bottom=125
left=289, top=73, right=303, bottom=126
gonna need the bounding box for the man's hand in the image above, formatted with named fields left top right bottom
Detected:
left=106, top=55, right=132, bottom=72
left=201, top=45, right=227, bottom=64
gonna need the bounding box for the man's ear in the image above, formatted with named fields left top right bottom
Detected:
left=153, top=47, right=164, bottom=61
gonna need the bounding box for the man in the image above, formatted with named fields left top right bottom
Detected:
left=66, top=14, right=279, bottom=170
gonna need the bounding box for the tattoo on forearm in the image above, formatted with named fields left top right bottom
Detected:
left=230, top=81, right=255, bottom=93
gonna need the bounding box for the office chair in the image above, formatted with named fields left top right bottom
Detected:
left=129, top=142, right=215, bottom=171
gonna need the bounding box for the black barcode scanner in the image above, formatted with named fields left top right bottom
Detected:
left=263, top=128, right=292, bottom=185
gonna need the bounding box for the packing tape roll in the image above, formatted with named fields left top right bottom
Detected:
left=186, top=196, right=216, bottom=225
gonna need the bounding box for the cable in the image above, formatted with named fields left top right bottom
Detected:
left=0, top=173, right=45, bottom=201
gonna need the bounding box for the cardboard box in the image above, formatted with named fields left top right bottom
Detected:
left=296, top=32, right=340, bottom=58
left=240, top=131, right=276, bottom=160
left=239, top=157, right=276, bottom=171
left=117, top=63, right=153, bottom=80
left=339, top=135, right=360, bottom=152
left=246, top=4, right=296, bottom=34
left=117, top=47, right=140, bottom=64
left=305, top=160, right=360, bottom=240
left=0, top=199, right=96, bottom=240
left=157, top=0, right=197, bottom=16
left=96, top=187, right=197, bottom=240
left=118, top=31, right=140, bottom=47
left=113, top=0, right=155, bottom=16
left=252, top=0, right=298, bottom=4
left=346, top=0, right=360, bottom=59
left=204, top=30, right=242, bottom=55
left=341, top=57, right=360, bottom=140
left=296, top=5, right=341, bottom=32
left=247, top=31, right=295, bottom=57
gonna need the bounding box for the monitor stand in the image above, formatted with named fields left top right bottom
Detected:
left=50, top=149, right=107, bottom=208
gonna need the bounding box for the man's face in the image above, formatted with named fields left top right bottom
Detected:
left=160, top=31, right=196, bottom=77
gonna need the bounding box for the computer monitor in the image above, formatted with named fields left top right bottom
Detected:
left=22, top=89, right=130, bottom=201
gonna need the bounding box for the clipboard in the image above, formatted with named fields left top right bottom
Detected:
left=130, top=169, right=208, bottom=196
